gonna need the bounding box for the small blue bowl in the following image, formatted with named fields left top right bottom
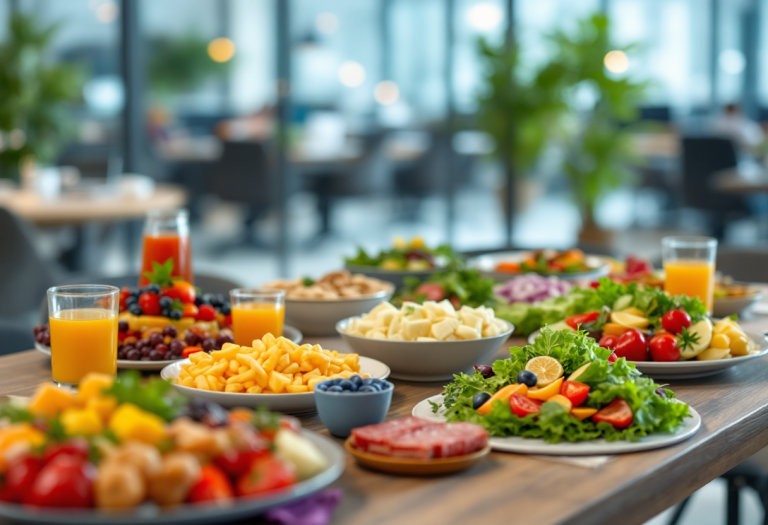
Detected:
left=314, top=378, right=394, bottom=438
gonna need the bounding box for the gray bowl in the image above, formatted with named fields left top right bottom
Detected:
left=713, top=290, right=763, bottom=318
left=314, top=379, right=394, bottom=437
left=284, top=286, right=394, bottom=336
left=336, top=317, right=514, bottom=382
left=344, top=264, right=437, bottom=289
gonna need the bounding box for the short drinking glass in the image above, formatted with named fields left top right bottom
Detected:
left=47, top=285, right=119, bottom=386
left=230, top=289, right=286, bottom=346
left=662, top=236, right=717, bottom=314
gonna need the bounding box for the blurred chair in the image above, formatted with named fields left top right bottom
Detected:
left=0, top=319, right=35, bottom=356
left=715, top=248, right=768, bottom=283
left=639, top=106, right=672, bottom=122
left=0, top=208, right=62, bottom=324
left=57, top=143, right=122, bottom=180
left=207, top=141, right=275, bottom=248
left=37, top=273, right=242, bottom=325
left=680, top=137, right=747, bottom=239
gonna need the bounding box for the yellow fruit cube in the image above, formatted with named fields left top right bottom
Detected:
left=61, top=408, right=104, bottom=436
left=286, top=385, right=309, bottom=393
left=28, top=384, right=78, bottom=419
left=86, top=395, right=118, bottom=423
left=109, top=404, right=166, bottom=445
left=268, top=372, right=292, bottom=393
left=77, top=373, right=114, bottom=403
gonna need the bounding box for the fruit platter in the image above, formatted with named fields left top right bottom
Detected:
left=344, top=237, right=462, bottom=288
left=468, top=249, right=612, bottom=282
left=161, top=334, right=390, bottom=412
left=524, top=279, right=768, bottom=379
left=0, top=372, right=344, bottom=524
left=34, top=261, right=302, bottom=371
left=412, top=328, right=701, bottom=455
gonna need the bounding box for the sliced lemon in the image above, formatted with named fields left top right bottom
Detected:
left=525, top=356, right=564, bottom=387
left=619, top=306, right=645, bottom=317
left=610, top=311, right=650, bottom=329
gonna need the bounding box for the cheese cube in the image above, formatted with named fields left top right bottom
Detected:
left=378, top=309, right=397, bottom=327
left=367, top=330, right=387, bottom=340
left=402, top=302, right=425, bottom=320
left=430, top=318, right=460, bottom=340
left=417, top=337, right=438, bottom=342
left=460, top=311, right=484, bottom=332
left=354, top=319, right=376, bottom=335
left=437, top=300, right=458, bottom=318
left=445, top=334, right=458, bottom=341
left=387, top=316, right=402, bottom=337
left=455, top=325, right=480, bottom=340
left=369, top=302, right=398, bottom=317
left=388, top=333, right=404, bottom=341
left=402, top=319, right=431, bottom=340
left=482, top=323, right=500, bottom=338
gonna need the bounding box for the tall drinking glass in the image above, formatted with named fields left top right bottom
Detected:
left=47, top=285, right=119, bottom=386
left=662, top=236, right=717, bottom=314
left=230, top=289, right=286, bottom=346
left=140, top=209, right=193, bottom=286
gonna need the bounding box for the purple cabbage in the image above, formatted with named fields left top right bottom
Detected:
left=495, top=274, right=572, bottom=304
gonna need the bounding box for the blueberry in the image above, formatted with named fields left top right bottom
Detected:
left=127, top=287, right=139, bottom=297
left=361, top=378, right=374, bottom=386
left=316, top=383, right=329, bottom=391
left=331, top=378, right=342, bottom=386
left=201, top=294, right=214, bottom=305
left=161, top=308, right=171, bottom=318
left=128, top=304, right=143, bottom=316
left=219, top=303, right=231, bottom=315
left=350, top=375, right=363, bottom=386
left=146, top=284, right=161, bottom=294
left=472, top=392, right=491, bottom=410
left=358, top=386, right=377, bottom=393
left=338, top=380, right=355, bottom=391
left=159, top=296, right=173, bottom=308
left=125, top=296, right=138, bottom=307
left=516, top=371, right=538, bottom=388
left=169, top=310, right=182, bottom=320
left=327, top=385, right=343, bottom=393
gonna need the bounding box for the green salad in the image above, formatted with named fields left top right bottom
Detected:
left=495, top=278, right=707, bottom=335
left=435, top=328, right=691, bottom=443
left=394, top=268, right=500, bottom=309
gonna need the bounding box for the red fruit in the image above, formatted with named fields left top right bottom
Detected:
left=23, top=455, right=95, bottom=508
left=598, top=335, right=618, bottom=350
left=187, top=465, right=233, bottom=503
left=566, top=311, right=600, bottom=330
left=614, top=330, right=648, bottom=362
left=162, top=281, right=197, bottom=304
left=649, top=333, right=681, bottom=362
left=4, top=456, right=43, bottom=502
left=509, top=394, right=543, bottom=418
left=449, top=296, right=461, bottom=310
left=214, top=447, right=270, bottom=479
left=236, top=457, right=297, bottom=497
left=560, top=381, right=590, bottom=407
left=607, top=352, right=618, bottom=364
left=182, top=346, right=203, bottom=359
left=138, top=293, right=162, bottom=316
left=223, top=314, right=232, bottom=328
left=625, top=256, right=654, bottom=276
left=196, top=304, right=217, bottom=322
left=661, top=310, right=692, bottom=335
left=119, top=287, right=132, bottom=311
left=42, top=439, right=89, bottom=464
left=593, top=398, right=633, bottom=429
left=414, top=283, right=446, bottom=302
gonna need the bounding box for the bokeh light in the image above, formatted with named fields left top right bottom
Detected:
left=719, top=49, right=745, bottom=75
left=604, top=50, right=629, bottom=73
left=466, top=3, right=503, bottom=31
left=96, top=1, right=118, bottom=23
left=208, top=38, right=236, bottom=63
left=374, top=81, right=400, bottom=105
left=338, top=61, right=366, bottom=87
left=316, top=12, right=340, bottom=35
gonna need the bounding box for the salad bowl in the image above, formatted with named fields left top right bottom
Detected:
left=285, top=288, right=394, bottom=336
left=468, top=251, right=611, bottom=282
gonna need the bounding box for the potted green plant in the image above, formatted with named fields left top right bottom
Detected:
left=552, top=14, right=648, bottom=242
left=0, top=14, right=82, bottom=179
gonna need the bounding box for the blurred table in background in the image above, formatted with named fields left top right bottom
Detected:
left=715, top=162, right=768, bottom=194
left=631, top=131, right=680, bottom=160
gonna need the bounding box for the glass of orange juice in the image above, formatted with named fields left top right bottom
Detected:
left=662, top=236, right=718, bottom=314
left=230, top=289, right=286, bottom=346
left=47, top=285, right=119, bottom=386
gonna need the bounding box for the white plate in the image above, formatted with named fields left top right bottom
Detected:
left=467, top=251, right=611, bottom=282
left=413, top=395, right=701, bottom=456
left=161, top=356, right=390, bottom=413
left=34, top=326, right=303, bottom=372
left=0, top=430, right=343, bottom=525
left=527, top=329, right=768, bottom=379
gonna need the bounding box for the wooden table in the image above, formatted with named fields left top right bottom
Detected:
left=2, top=315, right=768, bottom=524
left=715, top=164, right=768, bottom=194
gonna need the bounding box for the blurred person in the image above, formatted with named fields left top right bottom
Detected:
left=710, top=103, right=764, bottom=153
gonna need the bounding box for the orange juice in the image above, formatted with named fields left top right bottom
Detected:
left=664, top=260, right=715, bottom=312
left=49, top=308, right=118, bottom=385
left=231, top=304, right=285, bottom=346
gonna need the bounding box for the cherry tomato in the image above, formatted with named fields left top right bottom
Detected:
left=182, top=346, right=203, bottom=358
left=565, top=312, right=600, bottom=330
left=661, top=309, right=691, bottom=335
left=138, top=293, right=162, bottom=316
left=23, top=455, right=95, bottom=508
left=214, top=447, right=270, bottom=479
left=415, top=283, right=446, bottom=302
left=495, top=262, right=521, bottom=273
left=119, top=287, right=132, bottom=311
left=181, top=303, right=199, bottom=319
left=598, top=335, right=619, bottom=350
left=560, top=381, right=590, bottom=407
left=162, top=281, right=197, bottom=304
left=614, top=329, right=648, bottom=362
left=42, top=439, right=89, bottom=464
left=196, top=304, right=217, bottom=322
left=625, top=256, right=654, bottom=276
left=649, top=333, right=681, bottom=362
left=607, top=352, right=618, bottom=364
left=223, top=314, right=233, bottom=328
left=592, top=398, right=633, bottom=429
left=449, top=296, right=461, bottom=310
left=236, top=457, right=297, bottom=497
left=3, top=456, right=43, bottom=503
left=509, top=394, right=543, bottom=418
left=187, top=464, right=233, bottom=503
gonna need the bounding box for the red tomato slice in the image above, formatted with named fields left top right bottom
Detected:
left=560, top=381, right=590, bottom=407
left=509, top=394, right=543, bottom=418
left=607, top=352, right=618, bottom=364
left=565, top=311, right=600, bottom=330
left=592, top=398, right=633, bottom=429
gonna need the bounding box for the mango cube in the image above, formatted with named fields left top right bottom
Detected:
left=109, top=403, right=166, bottom=445
left=28, top=384, right=78, bottom=419
left=61, top=408, right=103, bottom=436
left=77, top=373, right=114, bottom=403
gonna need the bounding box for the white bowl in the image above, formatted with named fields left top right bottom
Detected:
left=336, top=317, right=514, bottom=382
left=467, top=251, right=611, bottom=282
left=713, top=290, right=763, bottom=318
left=285, top=287, right=394, bottom=336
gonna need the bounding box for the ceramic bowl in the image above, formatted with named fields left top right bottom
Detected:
left=713, top=289, right=763, bottom=318
left=285, top=286, right=394, bottom=336
left=343, top=264, right=437, bottom=289
left=336, top=318, right=514, bottom=382
left=314, top=379, right=394, bottom=437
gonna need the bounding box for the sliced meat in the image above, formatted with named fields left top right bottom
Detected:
left=351, top=417, right=440, bottom=454
left=389, top=426, right=467, bottom=460
left=443, top=422, right=489, bottom=455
